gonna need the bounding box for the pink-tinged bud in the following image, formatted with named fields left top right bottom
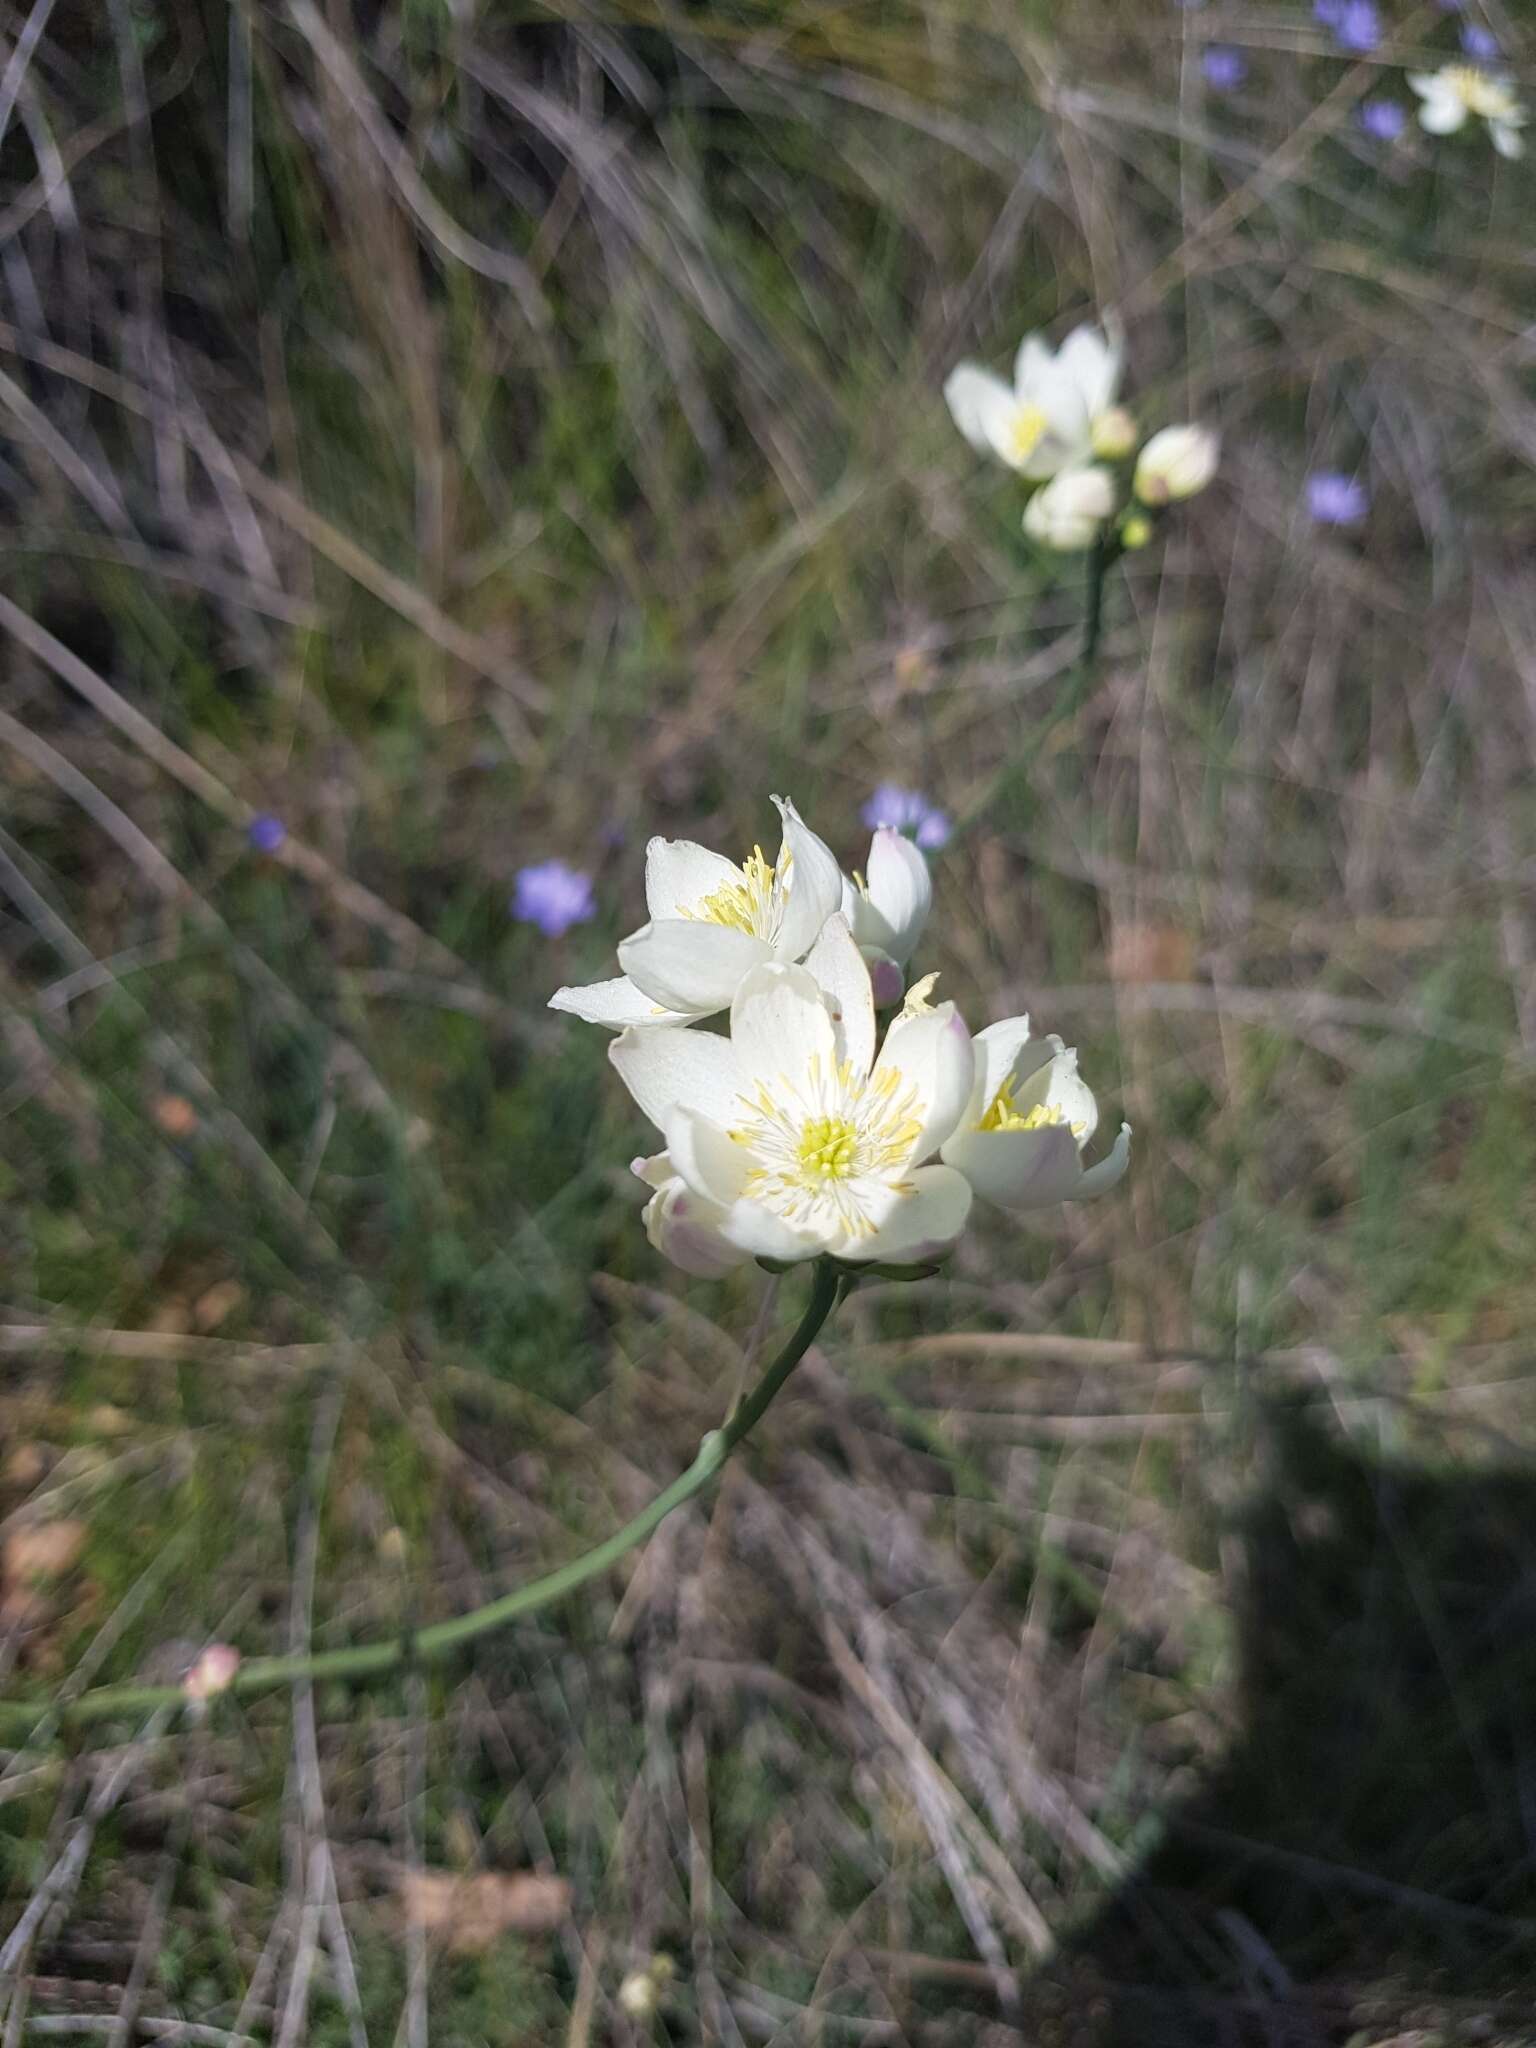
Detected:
left=868, top=955, right=905, bottom=1009
left=184, top=1643, right=241, bottom=1702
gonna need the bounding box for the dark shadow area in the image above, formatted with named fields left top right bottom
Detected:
left=1030, top=1401, right=1536, bottom=2047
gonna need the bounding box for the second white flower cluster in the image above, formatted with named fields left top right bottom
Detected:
left=551, top=798, right=1129, bottom=1276
left=944, top=320, right=1219, bottom=554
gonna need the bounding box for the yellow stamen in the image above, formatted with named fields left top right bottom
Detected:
left=1007, top=404, right=1049, bottom=465
left=796, top=1115, right=859, bottom=1183
left=981, top=1078, right=1086, bottom=1137
left=681, top=845, right=781, bottom=937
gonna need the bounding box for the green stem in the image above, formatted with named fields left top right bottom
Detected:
left=1082, top=532, right=1111, bottom=668
left=0, top=1261, right=842, bottom=1745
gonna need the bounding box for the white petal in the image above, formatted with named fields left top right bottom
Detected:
left=1016, top=371, right=1094, bottom=480
left=642, top=1177, right=753, bottom=1278
left=771, top=796, right=844, bottom=960
left=970, top=1015, right=1035, bottom=1117
left=610, top=1024, right=742, bottom=1135
left=801, top=913, right=876, bottom=1079
left=643, top=837, right=743, bottom=921
left=632, top=1150, right=673, bottom=1189
left=549, top=975, right=691, bottom=1030
left=862, top=829, right=932, bottom=967
left=944, top=363, right=1018, bottom=455
left=1491, top=120, right=1525, bottom=158
left=1418, top=92, right=1467, bottom=134
left=843, top=1164, right=973, bottom=1265
left=618, top=919, right=771, bottom=1015
left=871, top=1002, right=975, bottom=1163
left=1406, top=73, right=1440, bottom=102
left=730, top=962, right=836, bottom=1097
left=1074, top=1122, right=1132, bottom=1200
left=664, top=1105, right=751, bottom=1207
left=713, top=1198, right=825, bottom=1265
left=941, top=1122, right=1084, bottom=1210
left=1012, top=332, right=1056, bottom=395
left=1056, top=324, right=1122, bottom=419
left=1025, top=1043, right=1101, bottom=1147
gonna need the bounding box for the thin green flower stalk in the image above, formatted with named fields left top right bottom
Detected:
left=0, top=1261, right=843, bottom=1747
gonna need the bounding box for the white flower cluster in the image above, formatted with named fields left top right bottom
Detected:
left=551, top=799, right=1129, bottom=1276
left=944, top=321, right=1219, bottom=553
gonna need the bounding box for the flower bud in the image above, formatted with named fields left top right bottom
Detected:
left=1022, top=465, right=1117, bottom=552
left=1134, top=425, right=1220, bottom=506
left=1089, top=405, right=1138, bottom=460
left=1119, top=511, right=1154, bottom=551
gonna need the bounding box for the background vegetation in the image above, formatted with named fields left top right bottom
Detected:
left=3, top=0, right=1536, bottom=2041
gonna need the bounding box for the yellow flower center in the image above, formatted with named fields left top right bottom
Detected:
left=1447, top=66, right=1516, bottom=120
left=980, top=1078, right=1086, bottom=1137
left=684, top=846, right=782, bottom=938
left=796, top=1114, right=859, bottom=1183
left=1007, top=403, right=1049, bottom=465
left=728, top=1059, right=925, bottom=1234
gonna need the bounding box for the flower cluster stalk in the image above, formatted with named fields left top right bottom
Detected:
left=0, top=1261, right=843, bottom=1747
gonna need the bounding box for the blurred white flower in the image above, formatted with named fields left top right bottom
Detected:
left=550, top=796, right=841, bottom=1028
left=1023, top=465, right=1117, bottom=552
left=610, top=923, right=974, bottom=1268
left=1408, top=66, right=1527, bottom=156
left=945, top=322, right=1123, bottom=481
left=1134, top=425, right=1220, bottom=506
left=840, top=828, right=933, bottom=1006
left=940, top=1017, right=1130, bottom=1211
left=183, top=1643, right=241, bottom=1703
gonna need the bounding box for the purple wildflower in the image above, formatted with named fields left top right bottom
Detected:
left=247, top=813, right=287, bottom=854
left=1334, top=0, right=1381, bottom=52
left=1358, top=98, right=1407, bottom=139
left=1201, top=45, right=1247, bottom=90
left=1461, top=23, right=1500, bottom=59
left=862, top=783, right=951, bottom=849
left=512, top=859, right=596, bottom=938
left=1306, top=472, right=1370, bottom=526
left=1314, top=0, right=1346, bottom=24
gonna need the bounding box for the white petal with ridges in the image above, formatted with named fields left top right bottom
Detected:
left=610, top=1024, right=742, bottom=1135
left=1076, top=1122, right=1132, bottom=1199
left=618, top=919, right=772, bottom=1014
left=643, top=838, right=744, bottom=921
left=549, top=975, right=691, bottom=1030
left=942, top=1122, right=1084, bottom=1209
left=846, top=1164, right=973, bottom=1264
left=970, top=1015, right=1035, bottom=1117
left=663, top=1105, right=751, bottom=1208
left=730, top=962, right=836, bottom=1097
left=871, top=1003, right=974, bottom=1162
left=801, top=915, right=876, bottom=1079
left=862, top=829, right=931, bottom=966
left=771, top=796, right=843, bottom=960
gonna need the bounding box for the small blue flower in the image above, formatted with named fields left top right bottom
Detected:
left=1357, top=98, right=1407, bottom=139
left=1334, top=0, right=1381, bottom=52
left=1202, top=45, right=1248, bottom=89
left=1461, top=24, right=1500, bottom=60
left=248, top=813, right=287, bottom=854
left=512, top=859, right=597, bottom=938
left=1306, top=472, right=1370, bottom=526
left=1314, top=0, right=1346, bottom=24
left=862, top=784, right=951, bottom=849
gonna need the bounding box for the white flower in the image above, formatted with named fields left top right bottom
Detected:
left=1408, top=66, right=1527, bottom=157
left=550, top=796, right=842, bottom=1028
left=839, top=828, right=933, bottom=1006
left=944, top=322, right=1123, bottom=482
left=1023, top=465, right=1118, bottom=552
left=610, top=919, right=975, bottom=1268
left=940, top=1016, right=1130, bottom=1211
left=1134, top=425, right=1220, bottom=507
